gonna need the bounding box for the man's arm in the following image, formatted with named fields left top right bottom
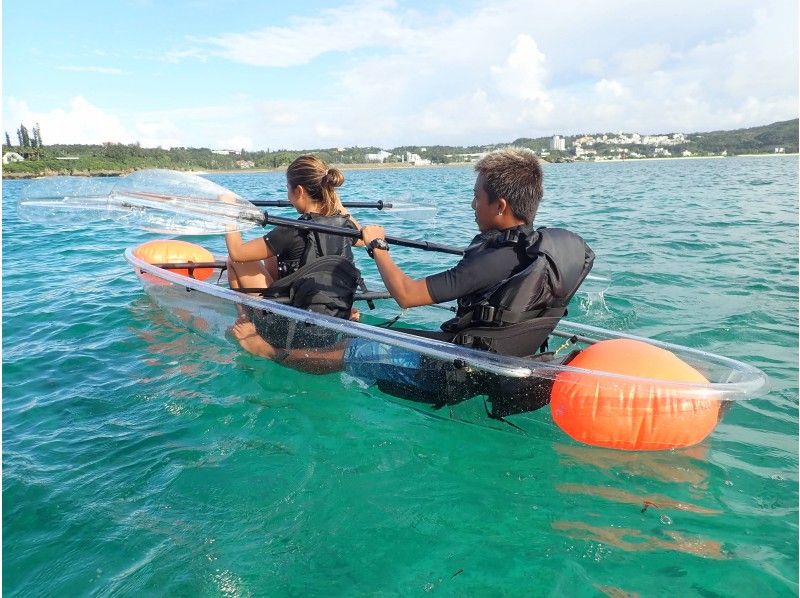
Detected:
left=362, top=225, right=433, bottom=308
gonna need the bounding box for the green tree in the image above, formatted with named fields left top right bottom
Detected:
left=33, top=123, right=42, bottom=148
left=18, top=124, right=30, bottom=148
left=5, top=132, right=11, bottom=147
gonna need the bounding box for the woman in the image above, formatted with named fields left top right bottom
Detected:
left=225, top=154, right=361, bottom=293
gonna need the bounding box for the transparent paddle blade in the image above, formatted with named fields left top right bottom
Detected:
left=17, top=176, right=118, bottom=225
left=372, top=202, right=436, bottom=216
left=17, top=169, right=265, bottom=234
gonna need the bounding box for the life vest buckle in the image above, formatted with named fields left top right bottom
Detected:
left=473, top=304, right=496, bottom=324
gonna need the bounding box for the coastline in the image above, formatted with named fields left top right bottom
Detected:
left=2, top=153, right=796, bottom=179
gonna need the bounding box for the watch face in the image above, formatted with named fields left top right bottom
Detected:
left=371, top=238, right=389, bottom=251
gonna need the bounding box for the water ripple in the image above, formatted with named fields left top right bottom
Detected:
left=4, top=157, right=798, bottom=596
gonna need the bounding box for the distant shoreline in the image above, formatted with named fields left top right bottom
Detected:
left=206, top=161, right=475, bottom=175
left=2, top=153, right=796, bottom=179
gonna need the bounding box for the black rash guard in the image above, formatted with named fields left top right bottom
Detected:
left=424, top=228, right=530, bottom=312
left=263, top=224, right=306, bottom=265
left=263, top=214, right=358, bottom=275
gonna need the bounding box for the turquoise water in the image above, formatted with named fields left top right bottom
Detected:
left=3, top=156, right=798, bottom=596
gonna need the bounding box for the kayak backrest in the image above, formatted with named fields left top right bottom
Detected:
left=261, top=255, right=361, bottom=319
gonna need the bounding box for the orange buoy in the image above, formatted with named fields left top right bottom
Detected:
left=550, top=338, right=720, bottom=451
left=133, top=239, right=215, bottom=281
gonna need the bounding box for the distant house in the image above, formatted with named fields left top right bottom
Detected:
left=235, top=160, right=255, bottom=169
left=456, top=152, right=487, bottom=162
left=2, top=151, right=24, bottom=164
left=775, top=147, right=785, bottom=153
left=366, top=150, right=392, bottom=163
left=212, top=149, right=240, bottom=156
left=402, top=151, right=431, bottom=165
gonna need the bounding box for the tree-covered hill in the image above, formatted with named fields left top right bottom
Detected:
left=2, top=119, right=797, bottom=178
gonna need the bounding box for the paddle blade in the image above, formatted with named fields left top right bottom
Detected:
left=17, top=175, right=118, bottom=225
left=371, top=202, right=436, bottom=216
left=17, top=169, right=266, bottom=235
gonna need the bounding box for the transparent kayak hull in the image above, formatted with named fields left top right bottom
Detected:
left=125, top=248, right=768, bottom=449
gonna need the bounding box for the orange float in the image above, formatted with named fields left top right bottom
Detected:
left=550, top=338, right=720, bottom=451
left=133, top=239, right=215, bottom=281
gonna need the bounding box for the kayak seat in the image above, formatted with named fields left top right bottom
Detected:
left=239, top=255, right=361, bottom=349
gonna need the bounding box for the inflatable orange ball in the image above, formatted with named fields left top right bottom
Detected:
left=550, top=338, right=720, bottom=451
left=133, top=239, right=215, bottom=281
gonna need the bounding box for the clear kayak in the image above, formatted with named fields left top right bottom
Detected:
left=125, top=246, right=768, bottom=451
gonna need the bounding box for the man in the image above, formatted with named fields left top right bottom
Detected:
left=231, top=148, right=593, bottom=394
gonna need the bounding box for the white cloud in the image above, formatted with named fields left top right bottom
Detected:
left=594, top=79, right=629, bottom=99
left=163, top=48, right=208, bottom=64
left=490, top=35, right=551, bottom=105
left=216, top=135, right=253, bottom=151
left=612, top=43, right=672, bottom=76
left=4, top=96, right=134, bottom=145
left=57, top=66, right=124, bottom=75
left=181, top=0, right=405, bottom=67
left=6, top=1, right=797, bottom=148
left=134, top=119, right=183, bottom=149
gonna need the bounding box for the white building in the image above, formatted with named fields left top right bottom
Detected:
left=2, top=152, right=24, bottom=164
left=365, top=150, right=392, bottom=163
left=549, top=135, right=566, bottom=151
left=403, top=151, right=431, bottom=165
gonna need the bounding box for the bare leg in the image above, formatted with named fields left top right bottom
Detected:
left=231, top=317, right=347, bottom=374
left=226, top=257, right=275, bottom=291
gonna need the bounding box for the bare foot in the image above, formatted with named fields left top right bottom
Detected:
left=231, top=317, right=276, bottom=359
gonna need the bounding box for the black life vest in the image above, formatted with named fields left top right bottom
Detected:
left=252, top=214, right=361, bottom=321
left=278, top=213, right=356, bottom=277
left=260, top=254, right=361, bottom=318
left=439, top=225, right=595, bottom=357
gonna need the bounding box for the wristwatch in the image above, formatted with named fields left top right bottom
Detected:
left=367, top=238, right=390, bottom=258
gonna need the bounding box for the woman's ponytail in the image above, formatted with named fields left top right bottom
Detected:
left=287, top=155, right=347, bottom=217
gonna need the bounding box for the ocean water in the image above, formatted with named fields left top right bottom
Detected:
left=3, top=156, right=797, bottom=596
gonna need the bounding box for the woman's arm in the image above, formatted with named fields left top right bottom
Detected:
left=220, top=191, right=277, bottom=263
left=348, top=214, right=365, bottom=247
left=225, top=231, right=274, bottom=263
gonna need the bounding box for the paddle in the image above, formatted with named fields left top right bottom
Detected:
left=16, top=168, right=608, bottom=282
left=16, top=168, right=460, bottom=252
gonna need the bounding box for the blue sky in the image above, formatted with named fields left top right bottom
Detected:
left=3, top=0, right=797, bottom=150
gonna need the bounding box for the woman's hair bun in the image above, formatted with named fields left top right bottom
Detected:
left=323, top=167, right=344, bottom=188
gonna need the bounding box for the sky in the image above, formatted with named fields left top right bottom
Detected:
left=2, top=0, right=798, bottom=150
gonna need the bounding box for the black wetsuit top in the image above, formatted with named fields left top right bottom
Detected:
left=425, top=226, right=531, bottom=315
left=263, top=213, right=358, bottom=276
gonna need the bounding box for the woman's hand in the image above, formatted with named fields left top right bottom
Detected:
left=219, top=192, right=240, bottom=205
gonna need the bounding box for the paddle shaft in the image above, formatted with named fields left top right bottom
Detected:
left=261, top=212, right=463, bottom=255
left=252, top=199, right=392, bottom=209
